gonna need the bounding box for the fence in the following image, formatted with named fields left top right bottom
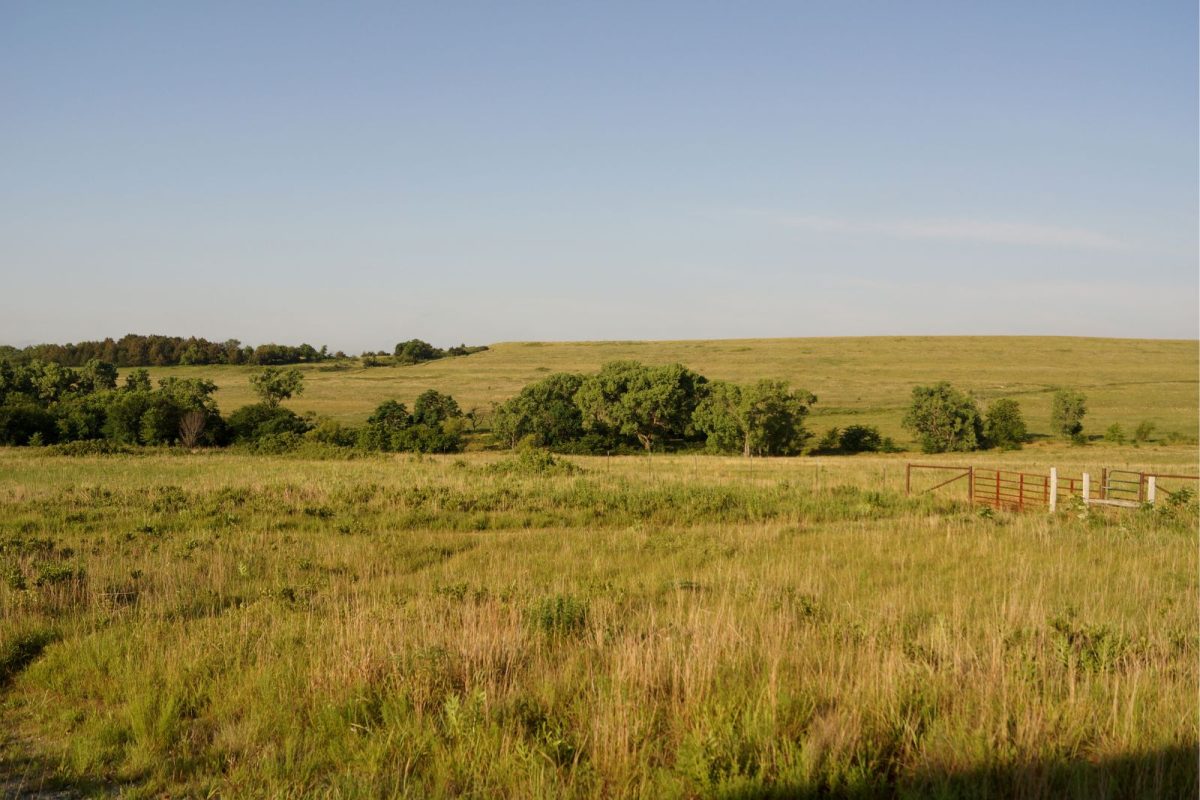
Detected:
left=905, top=462, right=1198, bottom=512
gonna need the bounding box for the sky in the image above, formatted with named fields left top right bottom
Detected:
left=1, top=1, right=1196, bottom=351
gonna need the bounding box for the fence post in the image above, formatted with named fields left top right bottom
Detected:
left=905, top=463, right=911, bottom=495
left=1018, top=473, right=1025, bottom=511
left=1049, top=468, right=1057, bottom=512
left=1138, top=472, right=1146, bottom=503
left=1147, top=476, right=1157, bottom=504
left=1101, top=468, right=1108, bottom=500
left=1082, top=472, right=1090, bottom=504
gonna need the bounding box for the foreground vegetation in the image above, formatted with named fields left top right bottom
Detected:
left=1, top=446, right=1196, bottom=798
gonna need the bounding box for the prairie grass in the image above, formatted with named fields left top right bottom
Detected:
left=0, top=445, right=1196, bottom=797
left=137, top=336, right=1199, bottom=443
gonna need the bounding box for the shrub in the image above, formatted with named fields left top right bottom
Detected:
left=226, top=403, right=311, bottom=443
left=1134, top=420, right=1156, bottom=443
left=839, top=424, right=884, bottom=453
left=984, top=399, right=1027, bottom=450
left=1104, top=423, right=1125, bottom=444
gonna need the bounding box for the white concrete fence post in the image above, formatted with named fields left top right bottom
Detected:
left=1147, top=476, right=1157, bottom=505
left=1082, top=472, right=1090, bottom=504
left=1049, top=468, right=1057, bottom=512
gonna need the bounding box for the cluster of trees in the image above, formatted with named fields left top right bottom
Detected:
left=0, top=352, right=1144, bottom=459
left=902, top=383, right=1089, bottom=453
left=392, top=339, right=489, bottom=365
left=0, top=357, right=471, bottom=455
left=0, top=335, right=335, bottom=368
left=0, top=358, right=226, bottom=447
left=493, top=361, right=817, bottom=455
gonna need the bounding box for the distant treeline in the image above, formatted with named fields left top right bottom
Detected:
left=0, top=335, right=334, bottom=368
left=0, top=335, right=489, bottom=369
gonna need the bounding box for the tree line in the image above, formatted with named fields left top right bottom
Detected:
left=0, top=335, right=488, bottom=369
left=0, top=335, right=335, bottom=368
left=0, top=354, right=1132, bottom=455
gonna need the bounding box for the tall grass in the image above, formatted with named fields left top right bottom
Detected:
left=0, top=447, right=1196, bottom=797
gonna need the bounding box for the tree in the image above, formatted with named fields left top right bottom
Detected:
left=984, top=398, right=1027, bottom=450
left=1050, top=389, right=1087, bottom=442
left=491, top=373, right=585, bottom=449
left=575, top=361, right=705, bottom=452
left=394, top=339, right=444, bottom=364
left=693, top=379, right=815, bottom=456
left=358, top=400, right=411, bottom=451
left=250, top=368, right=304, bottom=407
left=902, top=382, right=984, bottom=453
left=404, top=390, right=466, bottom=453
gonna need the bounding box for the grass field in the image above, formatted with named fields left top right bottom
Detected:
left=139, top=336, right=1199, bottom=444
left=1, top=443, right=1197, bottom=798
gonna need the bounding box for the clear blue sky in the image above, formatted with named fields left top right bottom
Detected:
left=2, top=1, right=1196, bottom=351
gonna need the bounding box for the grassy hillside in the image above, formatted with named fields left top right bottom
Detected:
left=0, top=448, right=1196, bottom=797
left=141, top=336, right=1199, bottom=443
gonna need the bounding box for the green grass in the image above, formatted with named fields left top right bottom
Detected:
left=139, top=336, right=1199, bottom=443
left=0, top=445, right=1196, bottom=797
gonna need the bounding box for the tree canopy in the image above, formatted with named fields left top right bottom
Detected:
left=902, top=382, right=984, bottom=453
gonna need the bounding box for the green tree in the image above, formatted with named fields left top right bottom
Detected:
left=406, top=390, right=465, bottom=453
left=491, top=373, right=585, bottom=449
left=1104, top=423, right=1125, bottom=444
left=250, top=368, right=304, bottom=407
left=902, top=382, right=984, bottom=453
left=693, top=379, right=816, bottom=456
left=358, top=400, right=412, bottom=451
left=984, top=398, right=1027, bottom=450
left=1050, top=389, right=1087, bottom=441
left=394, top=339, right=444, bottom=364
left=575, top=361, right=705, bottom=452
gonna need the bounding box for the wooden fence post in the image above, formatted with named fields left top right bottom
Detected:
left=968, top=466, right=974, bottom=504
left=1101, top=468, right=1108, bottom=500
left=1049, top=468, right=1057, bottom=512
left=1147, top=476, right=1157, bottom=504
left=1018, top=473, right=1025, bottom=511
left=905, top=463, right=911, bottom=495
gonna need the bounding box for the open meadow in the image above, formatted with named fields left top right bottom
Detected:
left=1, top=442, right=1196, bottom=798
left=139, top=336, right=1199, bottom=443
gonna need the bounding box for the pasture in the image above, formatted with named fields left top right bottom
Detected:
left=138, top=336, right=1199, bottom=443
left=1, top=444, right=1196, bottom=798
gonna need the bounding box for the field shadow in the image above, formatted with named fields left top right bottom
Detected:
left=721, top=744, right=1198, bottom=800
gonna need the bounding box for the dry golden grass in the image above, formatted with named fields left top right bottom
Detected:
left=0, top=446, right=1196, bottom=797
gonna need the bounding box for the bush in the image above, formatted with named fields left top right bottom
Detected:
left=1104, top=423, right=1125, bottom=444
left=1134, top=420, right=1156, bottom=443
left=306, top=418, right=357, bottom=447
left=46, top=440, right=135, bottom=456
left=984, top=399, right=1027, bottom=450
left=226, top=403, right=311, bottom=443
left=838, top=425, right=884, bottom=453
